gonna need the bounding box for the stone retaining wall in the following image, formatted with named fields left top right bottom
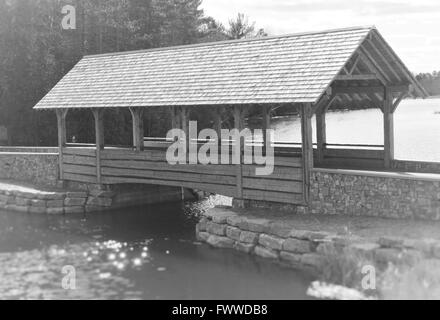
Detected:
left=197, top=207, right=440, bottom=275
left=0, top=183, right=184, bottom=215
left=0, top=152, right=58, bottom=187
left=310, top=169, right=440, bottom=220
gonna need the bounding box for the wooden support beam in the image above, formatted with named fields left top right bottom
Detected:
left=262, top=105, right=271, bottom=149
left=332, top=85, right=409, bottom=96
left=129, top=107, right=145, bottom=152
left=357, top=50, right=390, bottom=85
left=383, top=87, right=394, bottom=169
left=92, top=109, right=105, bottom=184
left=348, top=54, right=361, bottom=75
left=234, top=106, right=244, bottom=199
left=366, top=39, right=402, bottom=83
left=301, top=103, right=314, bottom=204
left=316, top=107, right=326, bottom=165
left=335, top=74, right=378, bottom=81
left=214, top=106, right=224, bottom=144
left=392, top=91, right=407, bottom=113
left=55, top=109, right=68, bottom=181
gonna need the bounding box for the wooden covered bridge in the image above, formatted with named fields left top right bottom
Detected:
left=34, top=26, right=427, bottom=207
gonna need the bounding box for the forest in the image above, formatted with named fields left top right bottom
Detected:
left=0, top=0, right=438, bottom=146
left=0, top=0, right=263, bottom=146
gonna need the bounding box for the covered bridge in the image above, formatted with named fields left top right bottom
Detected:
left=34, top=26, right=427, bottom=207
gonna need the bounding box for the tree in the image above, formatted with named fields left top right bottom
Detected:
left=227, top=13, right=255, bottom=40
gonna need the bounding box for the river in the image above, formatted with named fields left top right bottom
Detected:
left=270, top=98, right=440, bottom=162
left=0, top=196, right=314, bottom=300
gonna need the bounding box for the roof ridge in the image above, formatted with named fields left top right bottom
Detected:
left=83, top=25, right=376, bottom=59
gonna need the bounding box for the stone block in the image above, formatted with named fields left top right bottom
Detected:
left=5, top=205, right=29, bottom=213
left=85, top=206, right=107, bottom=213
left=30, top=199, right=46, bottom=208
left=15, top=197, right=31, bottom=206
left=0, top=194, right=9, bottom=203
left=265, top=222, right=292, bottom=238
left=280, top=251, right=302, bottom=265
left=28, top=206, right=47, bottom=214
left=283, top=238, right=312, bottom=254
left=64, top=206, right=85, bottom=214
left=233, top=242, right=255, bottom=254
left=226, top=216, right=245, bottom=227
left=206, top=235, right=234, bottom=249
left=196, top=232, right=210, bottom=242
left=289, top=229, right=332, bottom=241
left=196, top=218, right=208, bottom=233
left=46, top=200, right=64, bottom=208
left=86, top=197, right=112, bottom=207
left=47, top=208, right=64, bottom=215
left=301, top=254, right=326, bottom=270
left=254, top=246, right=279, bottom=259
left=65, top=197, right=87, bottom=207
left=239, top=231, right=259, bottom=244
left=378, top=237, right=404, bottom=248
left=38, top=193, right=65, bottom=200
left=226, top=226, right=241, bottom=241
left=259, top=234, right=285, bottom=251
left=66, top=191, right=88, bottom=198
left=89, top=190, right=115, bottom=198
left=206, top=222, right=227, bottom=236
left=238, top=218, right=270, bottom=233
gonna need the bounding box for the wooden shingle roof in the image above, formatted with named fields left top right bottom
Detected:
left=34, top=26, right=424, bottom=110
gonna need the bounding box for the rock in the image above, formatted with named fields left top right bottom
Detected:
left=85, top=206, right=107, bottom=213
left=226, top=226, right=241, bottom=241
left=38, top=193, right=65, bottom=200
left=280, top=251, right=302, bottom=265
left=30, top=199, right=46, bottom=208
left=0, top=194, right=9, bottom=203
left=378, top=237, right=404, bottom=248
left=239, top=231, right=259, bottom=244
left=196, top=218, right=209, bottom=233
left=64, top=206, right=85, bottom=214
left=265, top=222, right=292, bottom=238
left=283, top=238, right=311, bottom=254
left=259, top=234, right=285, bottom=251
left=196, top=232, right=210, bottom=242
left=86, top=197, right=112, bottom=207
left=47, top=208, right=64, bottom=215
left=301, top=253, right=326, bottom=270
left=66, top=191, right=88, bottom=198
left=233, top=242, right=255, bottom=254
left=290, top=229, right=332, bottom=241
left=254, top=246, right=279, bottom=259
left=374, top=248, right=402, bottom=264
left=15, top=197, right=31, bottom=206
left=5, top=205, right=29, bottom=213
left=46, top=200, right=64, bottom=208
left=28, top=206, right=47, bottom=214
left=89, top=190, right=115, bottom=198
left=65, top=197, right=87, bottom=207
left=206, top=222, right=227, bottom=236
left=239, top=218, right=270, bottom=233
left=346, top=242, right=380, bottom=257
left=206, top=235, right=234, bottom=249
left=226, top=216, right=245, bottom=227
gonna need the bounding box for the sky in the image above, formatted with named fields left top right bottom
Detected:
left=202, top=0, right=440, bottom=73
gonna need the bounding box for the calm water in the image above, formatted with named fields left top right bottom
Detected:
left=0, top=196, right=313, bottom=300
left=270, top=98, right=440, bottom=162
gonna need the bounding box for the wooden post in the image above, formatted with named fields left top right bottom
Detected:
left=316, top=108, right=326, bottom=165
left=180, top=106, right=190, bottom=162
left=383, top=87, right=394, bottom=169
left=214, top=106, right=223, bottom=144
left=301, top=103, right=314, bottom=204
left=262, top=105, right=271, bottom=150
left=55, top=109, right=68, bottom=181
left=92, top=109, right=105, bottom=184
left=129, top=107, right=145, bottom=151
left=234, top=106, right=244, bottom=200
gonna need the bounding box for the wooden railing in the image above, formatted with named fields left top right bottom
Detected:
left=61, top=146, right=306, bottom=205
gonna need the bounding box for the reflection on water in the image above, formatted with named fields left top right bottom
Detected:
left=0, top=196, right=313, bottom=300
left=268, top=99, right=440, bottom=162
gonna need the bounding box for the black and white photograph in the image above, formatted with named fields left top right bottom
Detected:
left=0, top=0, right=440, bottom=305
